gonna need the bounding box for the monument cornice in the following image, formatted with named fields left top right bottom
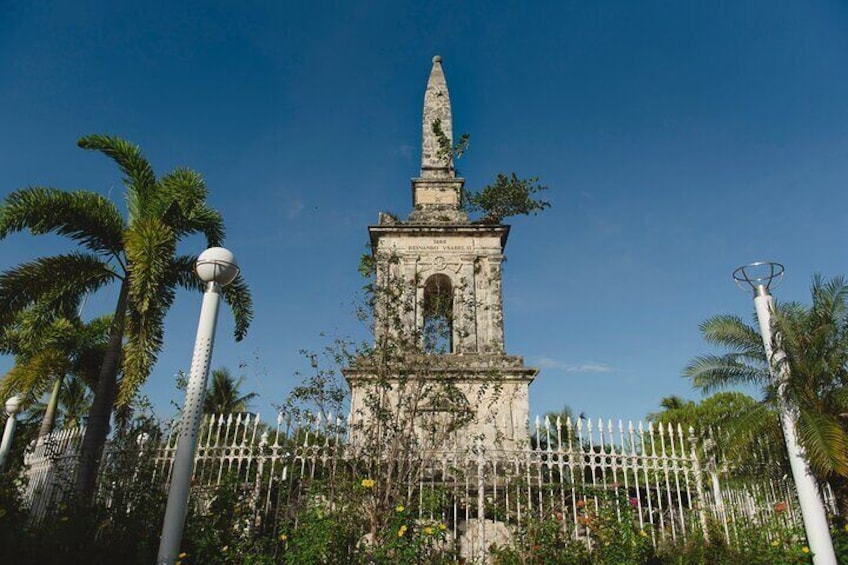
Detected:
left=368, top=224, right=510, bottom=251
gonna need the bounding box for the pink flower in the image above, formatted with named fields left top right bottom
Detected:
left=629, top=497, right=639, bottom=508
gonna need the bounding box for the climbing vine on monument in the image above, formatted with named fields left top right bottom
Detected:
left=432, top=119, right=550, bottom=224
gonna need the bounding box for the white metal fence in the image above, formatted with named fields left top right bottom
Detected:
left=21, top=412, right=824, bottom=556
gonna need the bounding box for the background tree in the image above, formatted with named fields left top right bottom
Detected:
left=23, top=374, right=92, bottom=429
left=647, top=395, right=694, bottom=424
left=203, top=367, right=257, bottom=414
left=531, top=405, right=583, bottom=450
left=647, top=392, right=759, bottom=433
left=0, top=134, right=253, bottom=502
left=685, top=274, right=848, bottom=511
left=0, top=302, right=109, bottom=436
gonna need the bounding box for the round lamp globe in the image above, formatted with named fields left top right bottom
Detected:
left=195, top=247, right=239, bottom=286
left=5, top=394, right=22, bottom=416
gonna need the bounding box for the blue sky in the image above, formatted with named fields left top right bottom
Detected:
left=1, top=1, right=847, bottom=427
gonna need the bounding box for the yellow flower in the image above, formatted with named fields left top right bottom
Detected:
left=802, top=547, right=810, bottom=554
left=423, top=526, right=435, bottom=535
left=397, top=525, right=408, bottom=537
left=771, top=540, right=780, bottom=547
left=222, top=546, right=229, bottom=552
left=439, top=523, right=447, bottom=531
left=396, top=505, right=405, bottom=512
left=639, top=530, right=648, bottom=538
left=280, top=533, right=288, bottom=541
left=361, top=478, right=375, bottom=488
left=178, top=553, right=187, bottom=559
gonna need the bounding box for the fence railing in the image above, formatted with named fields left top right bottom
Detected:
left=21, top=412, right=821, bottom=558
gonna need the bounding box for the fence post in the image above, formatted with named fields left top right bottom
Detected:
left=688, top=427, right=709, bottom=542
left=252, top=431, right=269, bottom=528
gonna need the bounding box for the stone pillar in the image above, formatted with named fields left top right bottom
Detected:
left=489, top=255, right=505, bottom=352
left=457, top=255, right=477, bottom=353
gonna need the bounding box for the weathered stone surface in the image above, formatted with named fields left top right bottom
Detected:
left=345, top=56, right=538, bottom=452
left=410, top=56, right=469, bottom=224
left=458, top=519, right=513, bottom=563
left=421, top=55, right=454, bottom=178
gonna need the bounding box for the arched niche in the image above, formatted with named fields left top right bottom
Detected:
left=421, top=273, right=454, bottom=353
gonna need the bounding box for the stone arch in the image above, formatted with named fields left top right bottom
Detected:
left=422, top=273, right=454, bottom=352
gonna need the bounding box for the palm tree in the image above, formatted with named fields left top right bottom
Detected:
left=647, top=395, right=696, bottom=427
left=0, top=135, right=253, bottom=501
left=531, top=405, right=581, bottom=450
left=203, top=367, right=257, bottom=414
left=0, top=302, right=109, bottom=436
left=685, top=275, right=848, bottom=511
left=24, top=374, right=92, bottom=430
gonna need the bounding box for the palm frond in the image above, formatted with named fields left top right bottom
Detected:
left=796, top=409, right=848, bottom=478
left=0, top=349, right=68, bottom=400
left=119, top=302, right=167, bottom=405
left=0, top=188, right=125, bottom=255
left=183, top=206, right=225, bottom=247
left=684, top=354, right=768, bottom=393
left=221, top=274, right=253, bottom=341
left=810, top=274, right=848, bottom=324
left=157, top=169, right=224, bottom=245
left=158, top=167, right=207, bottom=202
left=124, top=217, right=176, bottom=316
left=77, top=134, right=156, bottom=223
left=0, top=253, right=116, bottom=325
left=204, top=367, right=257, bottom=413
left=700, top=315, right=763, bottom=353
left=717, top=403, right=785, bottom=476
left=167, top=254, right=203, bottom=293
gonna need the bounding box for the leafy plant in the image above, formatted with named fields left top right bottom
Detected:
left=431, top=119, right=550, bottom=223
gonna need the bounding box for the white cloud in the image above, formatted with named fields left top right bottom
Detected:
left=286, top=199, right=304, bottom=219
left=568, top=362, right=612, bottom=373
left=535, top=357, right=612, bottom=373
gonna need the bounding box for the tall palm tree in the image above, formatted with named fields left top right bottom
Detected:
left=685, top=275, right=848, bottom=510
left=0, top=135, right=253, bottom=501
left=203, top=367, right=258, bottom=414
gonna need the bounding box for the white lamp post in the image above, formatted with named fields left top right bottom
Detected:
left=0, top=394, right=22, bottom=471
left=733, top=262, right=836, bottom=565
left=157, top=247, right=240, bottom=565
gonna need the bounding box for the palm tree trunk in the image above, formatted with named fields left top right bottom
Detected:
left=37, top=374, right=64, bottom=438
left=75, top=281, right=128, bottom=503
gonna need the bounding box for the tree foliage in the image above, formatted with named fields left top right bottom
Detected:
left=0, top=134, right=253, bottom=502
left=685, top=275, right=848, bottom=505
left=464, top=173, right=550, bottom=224
left=203, top=367, right=257, bottom=414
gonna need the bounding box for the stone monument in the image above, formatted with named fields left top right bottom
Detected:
left=344, top=56, right=537, bottom=451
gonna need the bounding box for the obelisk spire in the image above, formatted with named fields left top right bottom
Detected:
left=421, top=55, right=454, bottom=178
left=408, top=56, right=467, bottom=224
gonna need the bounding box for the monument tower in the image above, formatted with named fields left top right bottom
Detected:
left=344, top=57, right=537, bottom=450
